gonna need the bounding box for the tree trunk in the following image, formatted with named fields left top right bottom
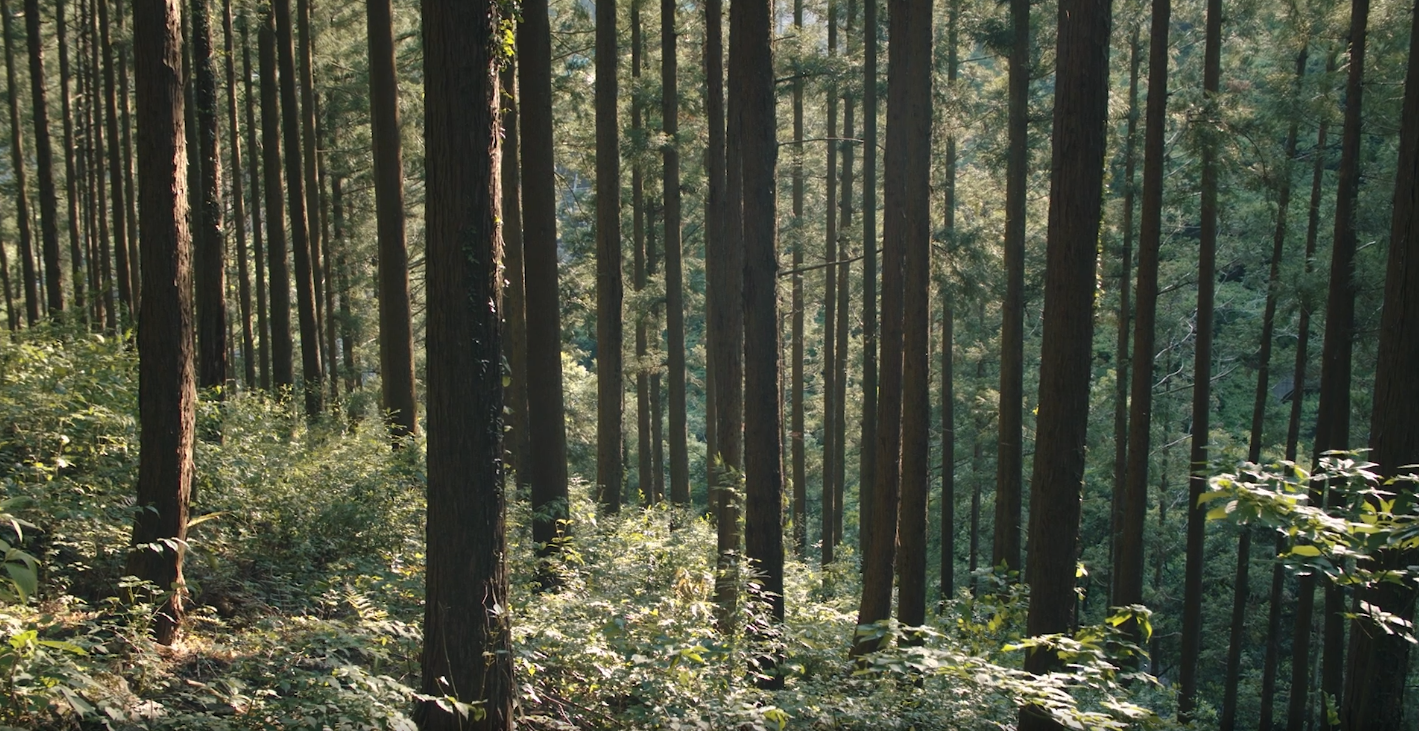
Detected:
left=23, top=0, right=63, bottom=319
left=2, top=239, right=16, bottom=330
left=519, top=0, right=572, bottom=565
left=1178, top=0, right=1222, bottom=718
left=894, top=0, right=933, bottom=636
left=738, top=0, right=783, bottom=678
left=632, top=1, right=651, bottom=504
left=317, top=106, right=337, bottom=403
left=57, top=0, right=86, bottom=319
left=86, top=0, right=116, bottom=333
left=1311, top=1, right=1370, bottom=720
left=833, top=0, right=856, bottom=557
left=2, top=0, right=38, bottom=327
left=939, top=0, right=959, bottom=603
left=661, top=0, right=688, bottom=507
left=294, top=0, right=324, bottom=386
left=365, top=0, right=416, bottom=436
left=189, top=0, right=227, bottom=392
left=1340, top=3, right=1419, bottom=723
left=272, top=0, right=322, bottom=417
left=127, top=0, right=195, bottom=648
left=242, top=16, right=270, bottom=391
left=858, top=0, right=878, bottom=553
left=419, top=0, right=513, bottom=724
left=500, top=63, right=529, bottom=478
left=790, top=0, right=805, bottom=557
left=592, top=0, right=623, bottom=511
left=1111, top=0, right=1170, bottom=637
left=1017, top=1, right=1111, bottom=726
left=222, top=0, right=255, bottom=389
left=1220, top=45, right=1306, bottom=731
left=259, top=9, right=294, bottom=392
left=993, top=0, right=1029, bottom=575
left=118, top=3, right=139, bottom=310
left=1110, top=28, right=1140, bottom=573
left=97, top=0, right=130, bottom=324
left=822, top=0, right=839, bottom=563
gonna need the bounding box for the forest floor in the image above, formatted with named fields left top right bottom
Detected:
left=0, top=328, right=1173, bottom=730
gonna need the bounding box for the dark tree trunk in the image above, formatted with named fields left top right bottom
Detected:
left=127, top=0, right=195, bottom=648
left=366, top=0, right=417, bottom=436
left=1016, top=0, right=1111, bottom=727
left=85, top=0, right=115, bottom=333
left=56, top=0, right=85, bottom=320
left=1220, top=46, right=1307, bottom=731
left=333, top=176, right=359, bottom=400
left=1111, top=0, right=1170, bottom=636
left=858, top=0, right=878, bottom=552
left=1340, top=3, right=1419, bottom=723
left=23, top=0, right=64, bottom=319
left=1, top=239, right=16, bottom=330
left=419, top=0, right=513, bottom=724
left=272, top=0, right=322, bottom=416
left=662, top=0, right=688, bottom=507
left=317, top=105, right=337, bottom=404
left=2, top=0, right=38, bottom=326
left=832, top=0, right=855, bottom=553
left=97, top=0, right=130, bottom=323
left=893, top=0, right=932, bottom=636
left=295, top=0, right=324, bottom=382
left=222, top=0, right=255, bottom=389
left=1178, top=0, right=1222, bottom=718
left=190, top=0, right=227, bottom=392
left=519, top=0, right=571, bottom=562
left=939, top=0, right=959, bottom=603
left=632, top=1, right=651, bottom=503
left=1110, top=28, right=1141, bottom=572
left=822, top=0, right=839, bottom=563
left=259, top=9, right=294, bottom=392
left=242, top=17, right=271, bottom=391
left=118, top=3, right=139, bottom=309
left=993, top=0, right=1029, bottom=575
left=593, top=0, right=623, bottom=511
left=790, top=0, right=805, bottom=556
left=737, top=0, right=783, bottom=676
left=706, top=0, right=741, bottom=625
left=501, top=63, right=529, bottom=478
left=1311, top=1, right=1369, bottom=720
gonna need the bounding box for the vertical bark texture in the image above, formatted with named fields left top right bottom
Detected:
left=832, top=0, right=855, bottom=552
left=790, top=0, right=806, bottom=557
left=127, top=0, right=194, bottom=647
left=23, top=0, right=62, bottom=318
left=501, top=64, right=529, bottom=477
left=1110, top=28, right=1140, bottom=570
left=1017, top=0, right=1111, bottom=726
left=56, top=0, right=85, bottom=319
left=519, top=0, right=571, bottom=557
left=367, top=0, right=417, bottom=436
left=596, top=0, right=623, bottom=510
left=243, top=17, right=271, bottom=391
left=632, top=1, right=651, bottom=502
left=190, top=0, right=228, bottom=391
left=419, top=0, right=513, bottom=724
left=822, top=0, right=840, bottom=562
left=2, top=0, right=38, bottom=326
left=223, top=0, right=255, bottom=389
left=662, top=0, right=688, bottom=506
left=939, top=0, right=960, bottom=601
left=98, top=0, right=130, bottom=321
left=259, top=10, right=294, bottom=392
left=858, top=0, right=878, bottom=550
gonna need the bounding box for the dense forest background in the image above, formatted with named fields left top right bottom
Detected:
left=0, top=0, right=1416, bottom=727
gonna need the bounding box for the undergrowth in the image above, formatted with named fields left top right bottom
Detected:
left=0, top=327, right=1180, bottom=729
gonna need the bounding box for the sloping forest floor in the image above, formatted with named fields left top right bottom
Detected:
left=0, top=329, right=1178, bottom=730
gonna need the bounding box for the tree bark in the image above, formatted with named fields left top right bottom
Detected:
left=259, top=9, right=294, bottom=392
left=97, top=0, right=130, bottom=324
left=632, top=1, right=651, bottom=503
left=832, top=0, right=856, bottom=558
left=500, top=63, right=528, bottom=478
left=1110, top=28, right=1140, bottom=573
left=661, top=0, right=688, bottom=507
left=419, top=0, right=513, bottom=723
left=592, top=0, right=623, bottom=511
left=127, top=0, right=195, bottom=647
left=1, top=0, right=38, bottom=326
left=222, top=0, right=255, bottom=389
left=272, top=0, right=322, bottom=417
left=190, top=0, right=228, bottom=392
left=23, top=0, right=64, bottom=319
left=993, top=0, right=1029, bottom=575
left=858, top=0, right=878, bottom=553
left=790, top=0, right=806, bottom=557
left=1017, top=0, right=1111, bottom=726
left=939, top=0, right=959, bottom=602
left=2, top=239, right=16, bottom=330
left=822, top=0, right=839, bottom=563
left=85, top=0, right=115, bottom=333
left=519, top=0, right=571, bottom=564
left=118, top=2, right=140, bottom=310
left=56, top=0, right=85, bottom=320
left=242, top=16, right=271, bottom=391
left=295, top=0, right=325, bottom=385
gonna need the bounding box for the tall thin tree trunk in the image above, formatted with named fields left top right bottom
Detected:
left=833, top=0, right=856, bottom=550
left=272, top=0, right=322, bottom=417
left=259, top=9, right=294, bottom=392
left=23, top=0, right=64, bottom=319
left=501, top=63, right=529, bottom=478
left=317, top=104, right=337, bottom=403
left=858, top=0, right=878, bottom=552
left=738, top=0, right=784, bottom=677
left=242, top=16, right=270, bottom=391
left=84, top=0, right=116, bottom=332
left=593, top=0, right=623, bottom=512
left=520, top=0, right=572, bottom=565
left=1017, top=0, right=1112, bottom=725
left=222, top=0, right=255, bottom=389
left=1178, top=0, right=1222, bottom=718
left=632, top=1, right=652, bottom=504
left=1, top=239, right=15, bottom=330
left=662, top=0, right=689, bottom=507
left=127, top=0, right=195, bottom=648
left=419, top=0, right=514, bottom=722
left=118, top=3, right=139, bottom=309
left=365, top=0, right=416, bottom=436
left=1111, top=0, right=1171, bottom=640
left=57, top=0, right=86, bottom=319
left=98, top=0, right=130, bottom=324
left=294, top=0, right=324, bottom=383
left=994, top=0, right=1029, bottom=575
left=822, top=0, right=839, bottom=562
left=939, top=0, right=959, bottom=603
left=1110, top=28, right=1141, bottom=571
left=2, top=0, right=39, bottom=326
left=190, top=0, right=227, bottom=392
left=790, top=0, right=806, bottom=557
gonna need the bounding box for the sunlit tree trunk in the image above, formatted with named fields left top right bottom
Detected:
left=1109, top=28, right=1141, bottom=572
left=222, top=0, right=255, bottom=389
left=97, top=0, right=130, bottom=323
left=938, top=0, right=959, bottom=602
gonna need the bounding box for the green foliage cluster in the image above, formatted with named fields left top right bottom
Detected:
left=0, top=329, right=1187, bottom=729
